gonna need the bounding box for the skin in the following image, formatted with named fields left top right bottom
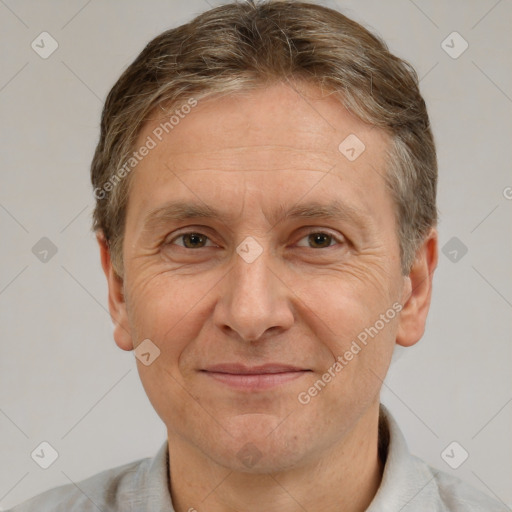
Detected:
left=98, top=80, right=438, bottom=512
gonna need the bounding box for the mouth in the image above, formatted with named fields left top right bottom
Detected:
left=200, top=363, right=311, bottom=391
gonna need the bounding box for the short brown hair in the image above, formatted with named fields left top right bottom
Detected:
left=91, top=0, right=437, bottom=277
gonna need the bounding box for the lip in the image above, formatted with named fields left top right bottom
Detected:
left=201, top=363, right=311, bottom=391
left=204, top=363, right=307, bottom=374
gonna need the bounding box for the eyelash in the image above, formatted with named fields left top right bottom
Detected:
left=166, top=229, right=345, bottom=249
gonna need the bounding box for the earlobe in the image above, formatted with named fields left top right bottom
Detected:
left=96, top=233, right=134, bottom=352
left=396, top=228, right=438, bottom=348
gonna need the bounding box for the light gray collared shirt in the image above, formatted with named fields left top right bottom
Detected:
left=8, top=404, right=508, bottom=511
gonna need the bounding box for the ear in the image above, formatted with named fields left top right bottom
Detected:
left=396, top=227, right=438, bottom=347
left=97, top=232, right=134, bottom=351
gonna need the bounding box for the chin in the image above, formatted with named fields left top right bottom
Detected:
left=204, top=413, right=314, bottom=473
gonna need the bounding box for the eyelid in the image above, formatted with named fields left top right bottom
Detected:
left=165, top=228, right=218, bottom=247
left=294, top=228, right=346, bottom=247
left=164, top=227, right=346, bottom=248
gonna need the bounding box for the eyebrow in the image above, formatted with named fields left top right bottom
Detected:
left=141, top=199, right=370, bottom=235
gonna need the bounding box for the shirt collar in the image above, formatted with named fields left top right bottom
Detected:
left=367, top=403, right=442, bottom=511
left=136, top=439, right=174, bottom=512
left=142, top=404, right=442, bottom=512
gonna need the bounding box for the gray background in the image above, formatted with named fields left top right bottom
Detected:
left=1, top=0, right=511, bottom=509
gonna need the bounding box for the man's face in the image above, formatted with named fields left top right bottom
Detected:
left=105, top=82, right=421, bottom=472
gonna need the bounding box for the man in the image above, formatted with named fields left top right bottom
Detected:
left=9, top=1, right=507, bottom=511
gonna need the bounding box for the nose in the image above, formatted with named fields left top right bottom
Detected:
left=213, top=241, right=295, bottom=343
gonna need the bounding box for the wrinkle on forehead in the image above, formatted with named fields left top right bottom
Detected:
left=127, top=81, right=395, bottom=238
left=148, top=144, right=340, bottom=175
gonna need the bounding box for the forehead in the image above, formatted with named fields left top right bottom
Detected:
left=128, top=81, right=393, bottom=225
left=140, top=81, right=389, bottom=160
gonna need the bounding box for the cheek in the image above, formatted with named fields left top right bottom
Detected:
left=125, top=270, right=214, bottom=357
left=302, top=313, right=398, bottom=421
left=124, top=272, right=217, bottom=427
left=285, top=265, right=399, bottom=393
left=284, top=259, right=397, bottom=336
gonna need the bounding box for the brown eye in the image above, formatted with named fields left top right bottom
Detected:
left=171, top=232, right=212, bottom=248
left=308, top=233, right=334, bottom=248
left=296, top=231, right=342, bottom=249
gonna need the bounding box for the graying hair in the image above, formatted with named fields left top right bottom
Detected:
left=91, top=0, right=437, bottom=277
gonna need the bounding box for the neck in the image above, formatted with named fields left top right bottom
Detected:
left=168, top=404, right=384, bottom=512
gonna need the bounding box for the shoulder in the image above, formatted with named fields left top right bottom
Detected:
left=6, top=456, right=152, bottom=512
left=427, top=461, right=509, bottom=512
left=372, top=405, right=508, bottom=512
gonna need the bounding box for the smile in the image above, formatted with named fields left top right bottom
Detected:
left=201, top=364, right=311, bottom=391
